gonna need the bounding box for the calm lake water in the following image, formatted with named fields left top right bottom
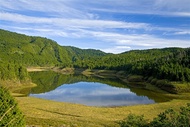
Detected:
left=29, top=71, right=170, bottom=107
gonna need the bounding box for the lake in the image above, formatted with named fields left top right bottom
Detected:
left=29, top=71, right=171, bottom=107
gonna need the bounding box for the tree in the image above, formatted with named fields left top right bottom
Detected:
left=0, top=86, right=25, bottom=127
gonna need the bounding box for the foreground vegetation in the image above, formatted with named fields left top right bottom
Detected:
left=120, top=103, right=190, bottom=127
left=0, top=86, right=25, bottom=127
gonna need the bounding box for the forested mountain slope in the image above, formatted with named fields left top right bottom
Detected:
left=0, top=29, right=107, bottom=66
left=65, top=46, right=108, bottom=68
left=0, top=29, right=71, bottom=66
left=78, top=48, right=190, bottom=82
left=0, top=29, right=190, bottom=82
left=0, top=29, right=108, bottom=81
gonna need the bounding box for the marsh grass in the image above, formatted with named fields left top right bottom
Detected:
left=16, top=97, right=190, bottom=127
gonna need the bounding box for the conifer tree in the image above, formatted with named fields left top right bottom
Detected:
left=0, top=86, right=25, bottom=127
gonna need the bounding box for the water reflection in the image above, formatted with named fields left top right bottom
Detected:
left=30, top=82, right=154, bottom=106
left=29, top=71, right=172, bottom=107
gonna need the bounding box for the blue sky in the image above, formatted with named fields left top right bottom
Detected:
left=0, top=0, right=190, bottom=53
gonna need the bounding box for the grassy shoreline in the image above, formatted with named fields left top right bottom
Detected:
left=16, top=97, right=190, bottom=127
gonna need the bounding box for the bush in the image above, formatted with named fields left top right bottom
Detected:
left=0, top=86, right=25, bottom=127
left=120, top=103, right=190, bottom=127
left=150, top=103, right=190, bottom=127
left=155, top=80, right=168, bottom=87
left=120, top=114, right=148, bottom=127
left=127, top=75, right=144, bottom=82
left=150, top=78, right=158, bottom=85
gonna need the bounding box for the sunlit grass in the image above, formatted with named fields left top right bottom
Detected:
left=16, top=97, right=190, bottom=127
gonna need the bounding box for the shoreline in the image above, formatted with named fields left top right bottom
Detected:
left=27, top=67, right=190, bottom=94
left=16, top=96, right=190, bottom=127
left=27, top=67, right=51, bottom=72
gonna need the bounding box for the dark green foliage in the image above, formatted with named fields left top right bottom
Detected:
left=120, top=114, right=148, bottom=127
left=91, top=48, right=190, bottom=82
left=120, top=104, right=190, bottom=127
left=65, top=46, right=108, bottom=68
left=150, top=104, right=190, bottom=127
left=0, top=62, right=29, bottom=81
left=0, top=86, right=25, bottom=127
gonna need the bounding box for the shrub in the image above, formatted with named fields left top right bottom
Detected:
left=155, top=80, right=168, bottom=87
left=150, top=78, right=158, bottom=85
left=0, top=86, right=25, bottom=127
left=150, top=104, right=190, bottom=127
left=120, top=103, right=190, bottom=127
left=120, top=114, right=148, bottom=127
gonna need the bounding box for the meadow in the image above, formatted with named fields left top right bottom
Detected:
left=16, top=96, right=190, bottom=127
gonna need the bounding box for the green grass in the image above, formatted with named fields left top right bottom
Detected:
left=15, top=97, right=190, bottom=127
left=171, top=82, right=190, bottom=93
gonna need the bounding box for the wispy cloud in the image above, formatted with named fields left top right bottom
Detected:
left=0, top=12, right=149, bottom=29
left=174, top=31, right=190, bottom=35
left=0, top=0, right=94, bottom=19
left=91, top=31, right=190, bottom=53
left=82, top=0, right=190, bottom=17
left=0, top=0, right=189, bottom=53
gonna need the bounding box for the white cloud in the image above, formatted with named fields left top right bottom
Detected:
left=154, top=0, right=190, bottom=11
left=0, top=0, right=94, bottom=19
left=0, top=12, right=149, bottom=30
left=2, top=0, right=190, bottom=19
left=87, top=0, right=190, bottom=17
left=89, top=31, right=190, bottom=53
left=174, top=31, right=190, bottom=35
left=103, top=46, right=131, bottom=54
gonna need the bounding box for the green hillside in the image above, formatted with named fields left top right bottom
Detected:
left=0, top=29, right=71, bottom=66
left=0, top=29, right=107, bottom=81
left=69, top=47, right=190, bottom=82
left=0, top=29, right=108, bottom=67
left=0, top=29, right=190, bottom=84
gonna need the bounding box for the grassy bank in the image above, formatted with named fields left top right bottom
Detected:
left=16, top=97, right=189, bottom=127
left=0, top=80, right=36, bottom=96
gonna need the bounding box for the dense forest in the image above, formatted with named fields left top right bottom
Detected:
left=0, top=29, right=190, bottom=83
left=0, top=61, right=28, bottom=81
left=78, top=48, right=190, bottom=82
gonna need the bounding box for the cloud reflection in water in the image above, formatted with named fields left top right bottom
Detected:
left=30, top=82, right=154, bottom=106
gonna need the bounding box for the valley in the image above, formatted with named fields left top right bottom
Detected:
left=0, top=29, right=190, bottom=127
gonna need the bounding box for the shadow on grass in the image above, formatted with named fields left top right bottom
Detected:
left=35, top=108, right=81, bottom=117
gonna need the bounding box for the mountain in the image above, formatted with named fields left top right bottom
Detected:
left=0, top=29, right=190, bottom=83
left=79, top=47, right=190, bottom=82
left=0, top=29, right=71, bottom=66
left=0, top=29, right=108, bottom=67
